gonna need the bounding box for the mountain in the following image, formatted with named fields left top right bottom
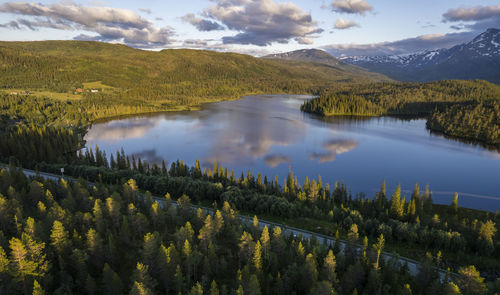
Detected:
left=263, top=49, right=343, bottom=66
left=262, top=49, right=391, bottom=82
left=340, top=28, right=500, bottom=84
left=0, top=41, right=389, bottom=102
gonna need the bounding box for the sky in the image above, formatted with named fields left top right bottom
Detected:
left=0, top=0, right=499, bottom=56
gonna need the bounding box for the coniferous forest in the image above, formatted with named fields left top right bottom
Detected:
left=0, top=40, right=499, bottom=294
left=300, top=80, right=500, bottom=147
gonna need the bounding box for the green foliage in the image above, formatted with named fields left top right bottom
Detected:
left=301, top=80, right=500, bottom=146
left=0, top=40, right=384, bottom=106
left=456, top=265, right=487, bottom=295
left=0, top=166, right=472, bottom=294
left=427, top=100, right=500, bottom=147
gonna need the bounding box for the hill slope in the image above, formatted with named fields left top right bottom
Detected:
left=0, top=41, right=388, bottom=103
left=262, top=48, right=389, bottom=82
left=340, top=28, right=500, bottom=84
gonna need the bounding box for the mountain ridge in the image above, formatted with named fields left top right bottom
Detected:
left=339, top=28, right=500, bottom=84
left=261, top=48, right=391, bottom=81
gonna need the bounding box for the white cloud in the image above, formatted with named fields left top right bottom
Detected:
left=0, top=1, right=175, bottom=47
left=181, top=13, right=225, bottom=31
left=334, top=18, right=360, bottom=29
left=323, top=31, right=478, bottom=56
left=443, top=4, right=500, bottom=22
left=199, top=0, right=323, bottom=46
left=331, top=0, right=372, bottom=15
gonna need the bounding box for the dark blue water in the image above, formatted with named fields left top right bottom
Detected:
left=85, top=95, right=500, bottom=211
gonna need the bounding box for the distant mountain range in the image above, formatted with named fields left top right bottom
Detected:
left=262, top=48, right=391, bottom=82
left=263, top=48, right=343, bottom=67
left=264, top=29, right=500, bottom=84
left=340, top=28, right=500, bottom=84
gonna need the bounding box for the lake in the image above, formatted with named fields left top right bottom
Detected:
left=85, top=95, right=500, bottom=211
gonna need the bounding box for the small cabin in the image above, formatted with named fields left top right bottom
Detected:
left=75, top=88, right=83, bottom=93
left=91, top=89, right=99, bottom=93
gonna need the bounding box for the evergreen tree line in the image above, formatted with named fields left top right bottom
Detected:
left=0, top=124, right=82, bottom=167
left=300, top=80, right=500, bottom=147
left=0, top=166, right=497, bottom=295
left=427, top=100, right=500, bottom=146
left=32, top=148, right=500, bottom=277
left=0, top=41, right=371, bottom=104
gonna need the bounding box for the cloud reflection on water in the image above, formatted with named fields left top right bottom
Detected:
left=85, top=117, right=160, bottom=142
left=264, top=154, right=291, bottom=168
left=309, top=139, right=359, bottom=163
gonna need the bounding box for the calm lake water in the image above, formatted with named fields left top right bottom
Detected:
left=85, top=95, right=500, bottom=211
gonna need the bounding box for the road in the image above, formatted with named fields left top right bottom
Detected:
left=1, top=165, right=455, bottom=280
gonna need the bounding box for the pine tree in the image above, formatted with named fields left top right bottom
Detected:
left=260, top=226, right=270, bottom=262
left=24, top=217, right=36, bottom=240
left=198, top=215, right=214, bottom=249
left=372, top=234, right=385, bottom=270
left=271, top=227, right=285, bottom=254
left=189, top=282, right=203, bottom=295
left=456, top=265, right=486, bottom=295
left=0, top=246, right=8, bottom=275
left=302, top=253, right=318, bottom=291
left=253, top=241, right=262, bottom=271
left=213, top=210, right=224, bottom=235
left=141, top=233, right=159, bottom=270
left=323, top=250, right=337, bottom=283
left=390, top=184, right=404, bottom=218
left=174, top=265, right=183, bottom=294
left=131, top=262, right=157, bottom=292
left=50, top=220, right=69, bottom=255
left=239, top=232, right=255, bottom=264
left=32, top=280, right=44, bottom=295
left=9, top=236, right=47, bottom=294
left=209, top=280, right=219, bottom=295
left=194, top=159, right=201, bottom=178
left=443, top=282, right=462, bottom=295
left=129, top=281, right=153, bottom=295
left=451, top=193, right=458, bottom=215
left=478, top=220, right=496, bottom=255
left=252, top=215, right=259, bottom=230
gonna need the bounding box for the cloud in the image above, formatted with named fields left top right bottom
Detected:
left=324, top=3, right=500, bottom=57
left=139, top=8, right=152, bottom=14
left=264, top=154, right=291, bottom=168
left=0, top=20, right=20, bottom=29
left=331, top=0, right=372, bottom=15
left=181, top=13, right=225, bottom=31
left=85, top=118, right=159, bottom=142
left=323, top=31, right=478, bottom=56
left=443, top=4, right=500, bottom=22
left=130, top=149, right=165, bottom=166
left=201, top=0, right=323, bottom=46
left=334, top=18, right=360, bottom=29
left=441, top=3, right=500, bottom=38
left=0, top=2, right=175, bottom=47
left=309, top=139, right=359, bottom=163
left=183, top=39, right=209, bottom=46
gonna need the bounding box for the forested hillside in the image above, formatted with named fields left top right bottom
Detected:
left=0, top=41, right=386, bottom=103
left=0, top=161, right=498, bottom=294
left=301, top=80, right=500, bottom=147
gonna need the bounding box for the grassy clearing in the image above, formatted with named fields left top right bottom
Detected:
left=82, top=81, right=117, bottom=91
left=2, top=89, right=82, bottom=100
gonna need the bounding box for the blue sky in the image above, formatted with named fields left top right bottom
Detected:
left=0, top=0, right=499, bottom=56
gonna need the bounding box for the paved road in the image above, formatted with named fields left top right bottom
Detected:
left=2, top=165, right=455, bottom=280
